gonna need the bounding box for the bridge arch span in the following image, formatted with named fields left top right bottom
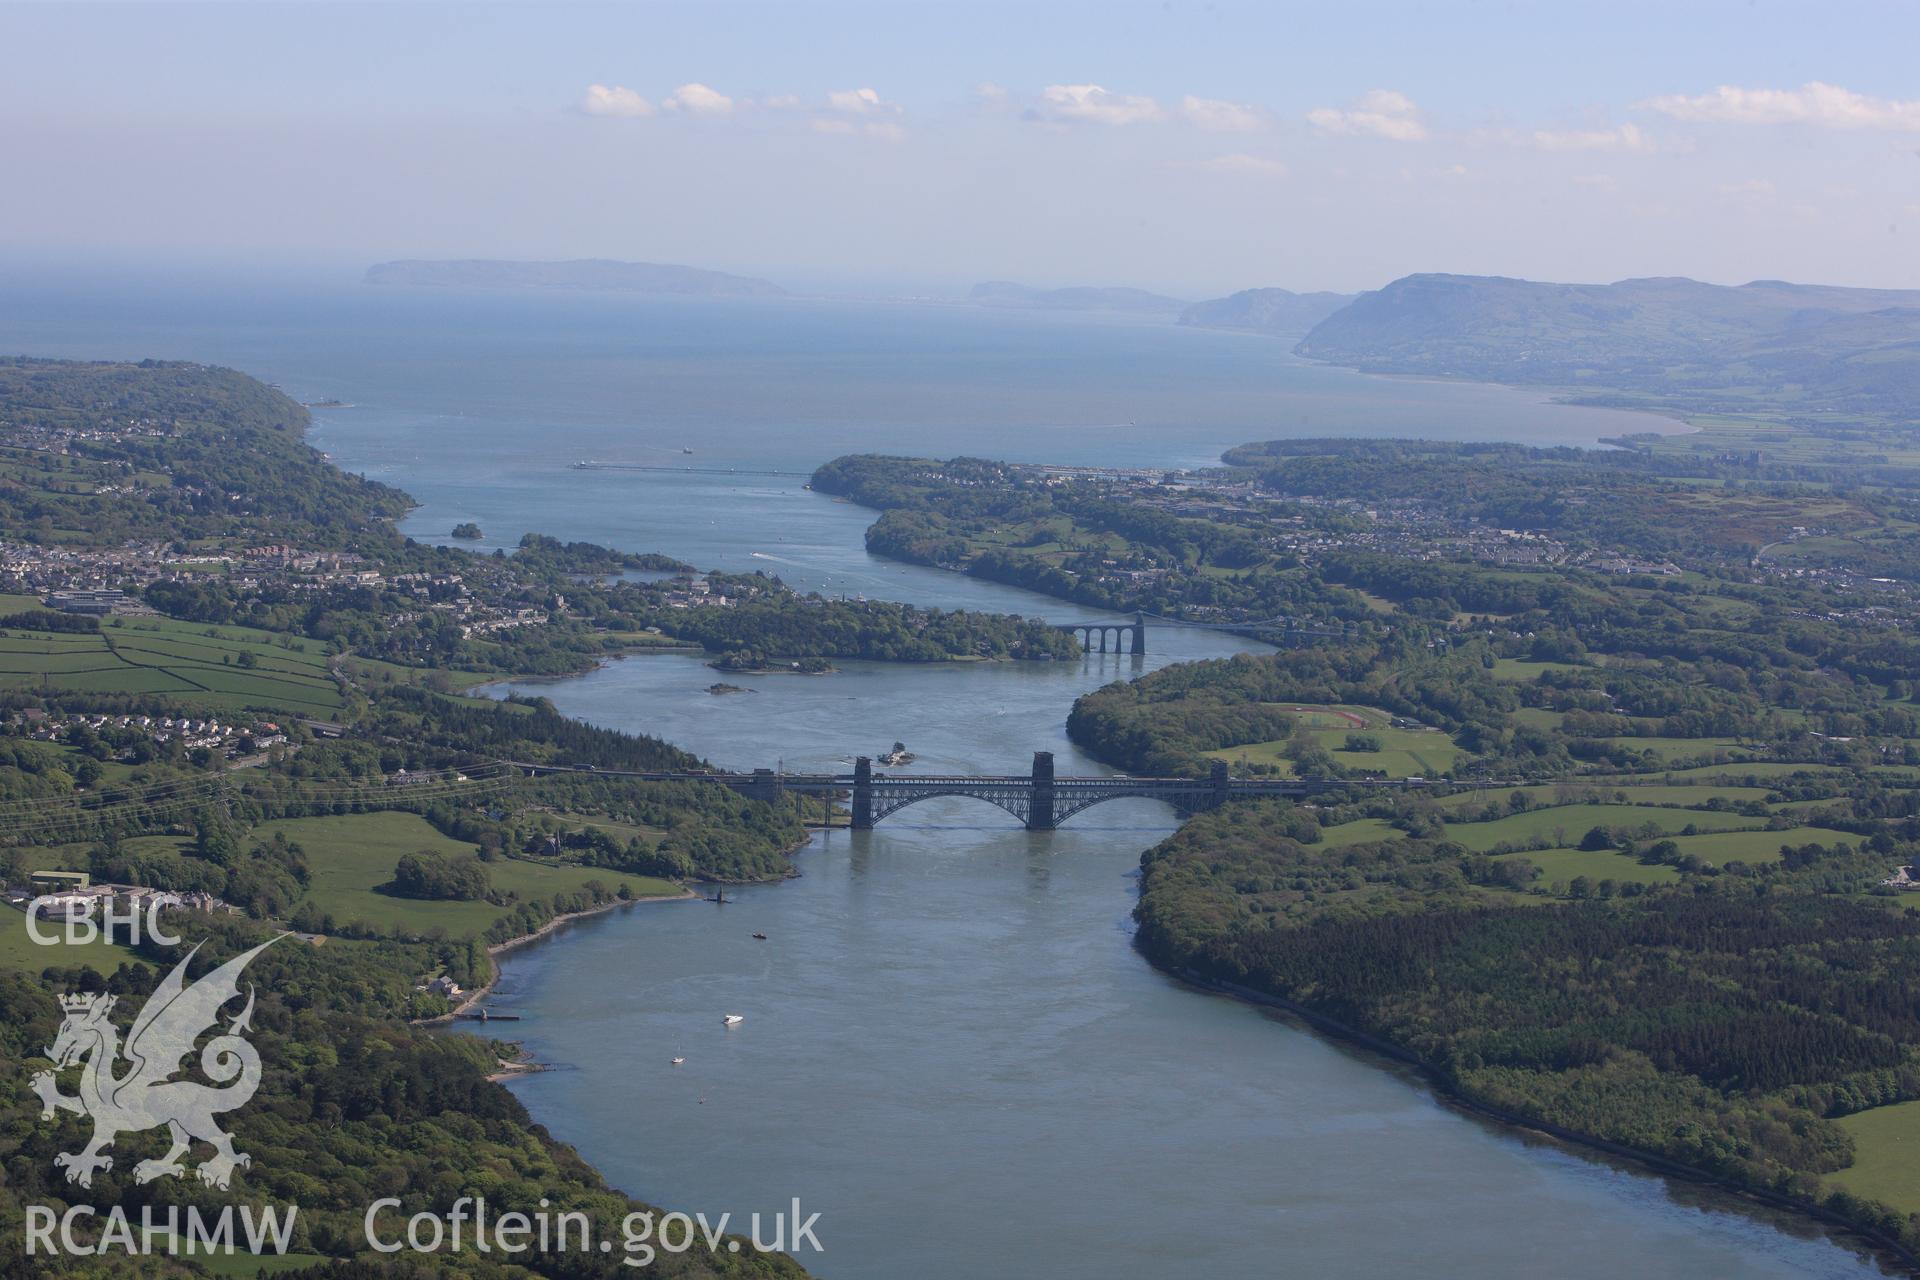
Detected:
left=1048, top=789, right=1194, bottom=826
left=866, top=786, right=1033, bottom=827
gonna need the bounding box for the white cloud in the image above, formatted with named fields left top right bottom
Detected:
left=826, top=88, right=885, bottom=115
left=1182, top=95, right=1264, bottom=132
left=1199, top=152, right=1289, bottom=177
left=1306, top=89, right=1427, bottom=142
left=580, top=84, right=654, bottom=119
left=1718, top=178, right=1778, bottom=197
left=794, top=88, right=905, bottom=140
left=1531, top=123, right=1651, bottom=152
left=1643, top=81, right=1920, bottom=132
left=1038, top=83, right=1164, bottom=126
left=663, top=83, right=734, bottom=116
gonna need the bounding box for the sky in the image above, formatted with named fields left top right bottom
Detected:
left=5, top=0, right=1920, bottom=297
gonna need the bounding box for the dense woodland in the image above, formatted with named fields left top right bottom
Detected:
left=1134, top=803, right=1920, bottom=1253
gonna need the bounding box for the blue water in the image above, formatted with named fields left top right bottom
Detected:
left=0, top=275, right=1667, bottom=580
left=0, top=276, right=1888, bottom=1278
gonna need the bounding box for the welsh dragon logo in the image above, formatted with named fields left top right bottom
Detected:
left=31, top=937, right=280, bottom=1190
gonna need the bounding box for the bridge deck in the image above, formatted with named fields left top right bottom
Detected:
left=508, top=762, right=1434, bottom=790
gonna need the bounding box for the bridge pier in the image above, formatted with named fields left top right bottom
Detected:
left=1027, top=750, right=1055, bottom=830
left=851, top=756, right=874, bottom=830
left=1068, top=614, right=1147, bottom=656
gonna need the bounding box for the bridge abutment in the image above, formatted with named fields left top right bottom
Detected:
left=748, top=767, right=785, bottom=806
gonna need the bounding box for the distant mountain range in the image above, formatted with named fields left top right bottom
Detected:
left=1176, top=287, right=1356, bottom=341
left=364, top=259, right=786, bottom=297
left=1291, top=273, right=1920, bottom=417
left=966, top=281, right=1187, bottom=316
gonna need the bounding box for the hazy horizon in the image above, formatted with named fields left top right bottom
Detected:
left=7, top=1, right=1920, bottom=298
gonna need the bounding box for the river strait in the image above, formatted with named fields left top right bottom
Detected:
left=0, top=275, right=1892, bottom=1278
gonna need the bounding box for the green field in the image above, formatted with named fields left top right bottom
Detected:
left=571, top=816, right=671, bottom=844
left=1318, top=818, right=1402, bottom=847
left=1598, top=736, right=1760, bottom=764
left=1491, top=658, right=1600, bottom=681
left=1832, top=1101, right=1920, bottom=1214
left=339, top=653, right=501, bottom=690
left=253, top=811, right=677, bottom=937
left=1437, top=782, right=1779, bottom=812
left=1665, top=825, right=1855, bottom=866
left=0, top=903, right=143, bottom=974
left=1594, top=784, right=1778, bottom=806
left=1442, top=803, right=1765, bottom=852
left=1651, top=761, right=1843, bottom=782
left=0, top=614, right=344, bottom=716
left=1491, top=847, right=1682, bottom=887
left=1210, top=705, right=1466, bottom=778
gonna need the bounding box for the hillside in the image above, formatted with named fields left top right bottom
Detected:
left=1177, top=287, right=1355, bottom=340
left=1293, top=273, right=1920, bottom=418
left=365, top=257, right=787, bottom=297
left=966, top=280, right=1186, bottom=315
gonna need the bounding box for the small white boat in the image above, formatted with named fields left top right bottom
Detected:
left=671, top=1056, right=686, bottom=1066
left=722, top=1014, right=745, bottom=1027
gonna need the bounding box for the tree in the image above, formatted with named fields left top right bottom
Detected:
left=388, top=851, right=491, bottom=901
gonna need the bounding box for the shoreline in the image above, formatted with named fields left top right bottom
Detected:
left=431, top=821, right=816, bottom=1030
left=1149, top=953, right=1919, bottom=1277
left=415, top=888, right=698, bottom=1027
left=1204, top=337, right=1707, bottom=443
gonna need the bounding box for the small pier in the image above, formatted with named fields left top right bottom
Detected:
left=458, top=1009, right=522, bottom=1022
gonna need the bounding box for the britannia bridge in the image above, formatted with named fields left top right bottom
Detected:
left=511, top=752, right=1436, bottom=831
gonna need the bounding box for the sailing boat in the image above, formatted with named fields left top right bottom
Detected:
left=722, top=1014, right=745, bottom=1027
